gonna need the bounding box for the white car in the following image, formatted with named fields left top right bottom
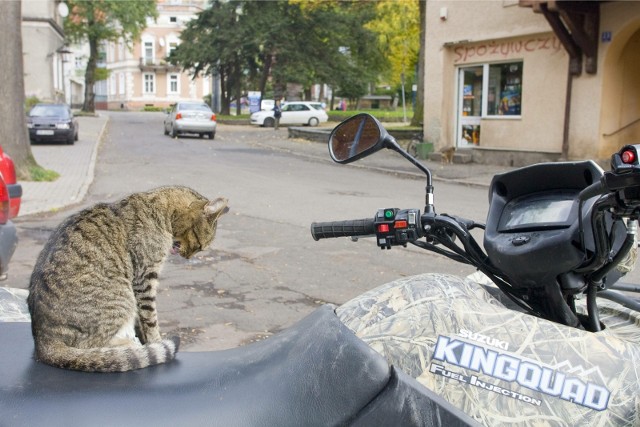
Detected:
left=250, top=101, right=328, bottom=127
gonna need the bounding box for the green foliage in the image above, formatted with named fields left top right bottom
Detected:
left=365, top=0, right=420, bottom=88
left=64, top=0, right=157, bottom=112
left=142, top=106, right=164, bottom=112
left=28, top=165, right=60, bottom=182
left=170, top=0, right=386, bottom=112
left=64, top=0, right=157, bottom=45
left=94, top=67, right=110, bottom=82
left=327, top=109, right=414, bottom=123
left=24, top=96, right=40, bottom=113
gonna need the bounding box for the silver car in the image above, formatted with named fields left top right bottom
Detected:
left=164, top=102, right=217, bottom=139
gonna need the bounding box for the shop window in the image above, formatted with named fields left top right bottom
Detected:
left=457, top=61, right=523, bottom=147
left=487, top=62, right=522, bottom=116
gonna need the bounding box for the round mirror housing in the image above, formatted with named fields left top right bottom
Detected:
left=328, top=114, right=388, bottom=164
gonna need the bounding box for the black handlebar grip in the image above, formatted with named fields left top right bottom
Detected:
left=310, top=219, right=376, bottom=241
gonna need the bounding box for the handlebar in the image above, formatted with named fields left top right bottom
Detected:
left=310, top=219, right=375, bottom=241
left=311, top=209, right=480, bottom=254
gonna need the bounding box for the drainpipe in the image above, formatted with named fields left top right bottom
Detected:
left=562, top=60, right=574, bottom=161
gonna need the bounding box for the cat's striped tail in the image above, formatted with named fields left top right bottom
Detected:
left=35, top=337, right=180, bottom=372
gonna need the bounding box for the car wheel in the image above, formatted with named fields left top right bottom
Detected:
left=208, top=132, right=215, bottom=140
left=264, top=117, right=275, bottom=128
left=308, top=117, right=319, bottom=127
left=164, top=125, right=169, bottom=136
left=67, top=134, right=75, bottom=145
left=75, top=131, right=79, bottom=141
left=199, top=133, right=205, bottom=139
left=170, top=126, right=178, bottom=138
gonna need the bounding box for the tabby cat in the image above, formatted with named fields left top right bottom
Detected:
left=27, top=186, right=229, bottom=372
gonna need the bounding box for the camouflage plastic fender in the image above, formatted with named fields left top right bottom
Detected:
left=337, top=273, right=640, bottom=426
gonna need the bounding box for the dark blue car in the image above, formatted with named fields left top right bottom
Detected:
left=27, top=103, right=79, bottom=145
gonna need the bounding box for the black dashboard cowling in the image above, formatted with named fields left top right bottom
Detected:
left=484, top=161, right=604, bottom=290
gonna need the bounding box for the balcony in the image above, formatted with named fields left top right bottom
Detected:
left=139, top=57, right=181, bottom=73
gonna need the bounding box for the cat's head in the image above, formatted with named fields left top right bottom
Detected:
left=172, top=197, right=229, bottom=259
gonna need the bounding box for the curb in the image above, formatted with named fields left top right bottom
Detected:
left=75, top=115, right=109, bottom=205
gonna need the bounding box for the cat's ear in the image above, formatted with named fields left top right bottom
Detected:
left=204, top=197, right=229, bottom=219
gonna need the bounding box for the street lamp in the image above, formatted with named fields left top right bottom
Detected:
left=57, top=45, right=73, bottom=105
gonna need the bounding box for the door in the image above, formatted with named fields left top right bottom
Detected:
left=457, top=66, right=483, bottom=147
left=280, top=103, right=310, bottom=125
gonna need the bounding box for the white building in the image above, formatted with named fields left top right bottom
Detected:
left=102, top=0, right=211, bottom=111
left=21, top=0, right=67, bottom=103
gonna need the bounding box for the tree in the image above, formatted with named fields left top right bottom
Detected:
left=170, top=0, right=385, bottom=113
left=0, top=0, right=41, bottom=180
left=411, top=0, right=426, bottom=128
left=290, top=0, right=386, bottom=105
left=365, top=0, right=420, bottom=119
left=64, top=0, right=157, bottom=113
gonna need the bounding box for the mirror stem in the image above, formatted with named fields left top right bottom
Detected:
left=385, top=136, right=435, bottom=214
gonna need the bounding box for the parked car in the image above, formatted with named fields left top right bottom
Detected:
left=260, top=99, right=275, bottom=111
left=27, top=103, right=78, bottom=145
left=164, top=102, right=217, bottom=139
left=250, top=101, right=328, bottom=127
left=0, top=145, right=21, bottom=281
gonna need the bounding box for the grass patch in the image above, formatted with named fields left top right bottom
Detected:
left=328, top=109, right=415, bottom=122
left=29, top=165, right=60, bottom=182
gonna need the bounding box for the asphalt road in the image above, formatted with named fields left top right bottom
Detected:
left=9, top=112, right=495, bottom=351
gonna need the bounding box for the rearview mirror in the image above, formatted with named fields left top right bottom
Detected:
left=328, top=113, right=435, bottom=212
left=328, top=114, right=387, bottom=164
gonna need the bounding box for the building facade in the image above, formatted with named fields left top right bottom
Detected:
left=423, top=1, right=640, bottom=165
left=102, top=0, right=210, bottom=111
left=21, top=0, right=67, bottom=103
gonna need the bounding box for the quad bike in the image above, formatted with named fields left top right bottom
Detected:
left=1, top=114, right=639, bottom=426
left=310, top=114, right=640, bottom=426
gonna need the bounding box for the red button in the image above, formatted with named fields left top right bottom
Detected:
left=622, top=150, right=636, bottom=164
left=394, top=220, right=408, bottom=229
left=378, top=224, right=390, bottom=233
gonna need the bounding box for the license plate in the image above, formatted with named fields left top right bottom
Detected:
left=36, top=130, right=54, bottom=135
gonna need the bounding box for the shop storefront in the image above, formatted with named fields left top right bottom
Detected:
left=424, top=1, right=640, bottom=166
left=425, top=24, right=568, bottom=165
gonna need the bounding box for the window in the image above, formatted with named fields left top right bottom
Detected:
left=487, top=62, right=522, bottom=116
left=457, top=61, right=523, bottom=147
left=170, top=16, right=177, bottom=23
left=117, top=39, right=125, bottom=61
left=109, top=75, right=116, bottom=96
left=168, top=41, right=179, bottom=57
left=283, top=104, right=309, bottom=112
left=143, top=41, right=153, bottom=65
left=168, top=74, right=179, bottom=94
left=143, top=73, right=155, bottom=94
left=119, top=73, right=125, bottom=95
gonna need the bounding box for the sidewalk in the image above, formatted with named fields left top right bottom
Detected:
left=17, top=116, right=505, bottom=217
left=19, top=114, right=109, bottom=216
left=259, top=126, right=512, bottom=188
